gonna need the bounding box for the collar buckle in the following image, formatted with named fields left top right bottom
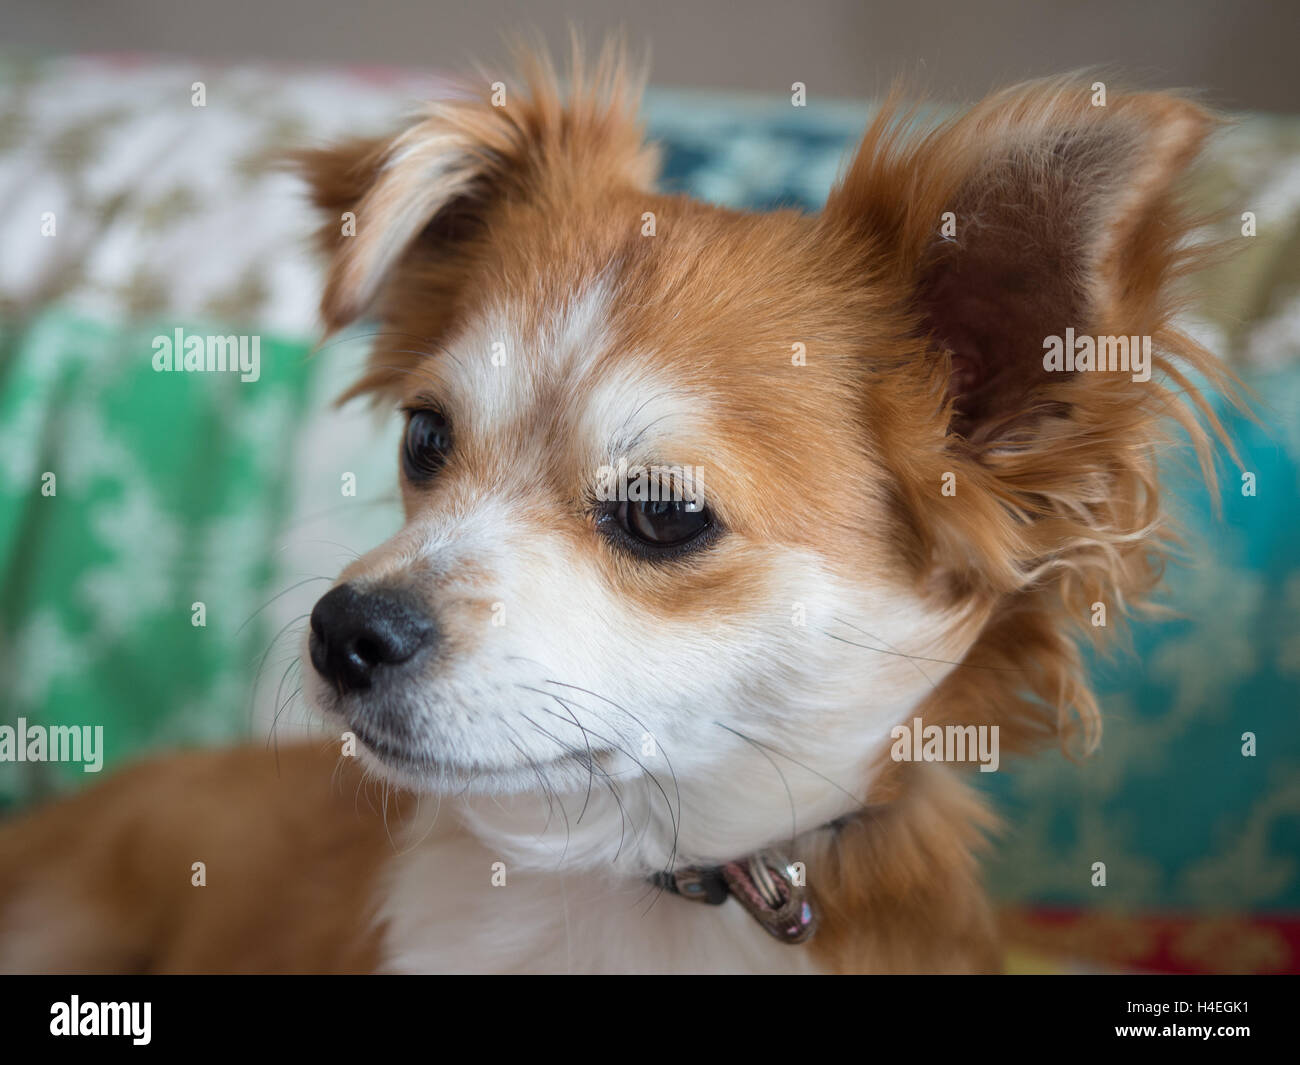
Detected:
left=720, top=848, right=818, bottom=945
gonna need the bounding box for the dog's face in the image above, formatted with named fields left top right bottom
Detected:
left=298, top=57, right=1214, bottom=871
left=305, top=193, right=965, bottom=866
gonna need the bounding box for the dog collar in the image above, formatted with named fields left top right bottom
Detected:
left=650, top=847, right=818, bottom=944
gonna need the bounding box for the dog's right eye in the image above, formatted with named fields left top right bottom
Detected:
left=402, top=408, right=452, bottom=481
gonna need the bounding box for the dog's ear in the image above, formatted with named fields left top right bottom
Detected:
left=822, top=81, right=1238, bottom=755
left=293, top=127, right=483, bottom=334
left=294, top=44, right=657, bottom=340
left=823, top=79, right=1219, bottom=444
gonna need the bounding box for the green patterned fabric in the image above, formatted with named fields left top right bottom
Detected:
left=1, top=57, right=1297, bottom=916
left=0, top=310, right=315, bottom=800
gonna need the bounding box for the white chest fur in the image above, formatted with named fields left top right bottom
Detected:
left=375, top=829, right=825, bottom=975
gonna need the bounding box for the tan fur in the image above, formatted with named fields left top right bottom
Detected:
left=0, top=745, right=401, bottom=973
left=806, top=765, right=1002, bottom=973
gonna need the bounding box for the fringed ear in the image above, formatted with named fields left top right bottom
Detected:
left=293, top=40, right=658, bottom=350
left=825, top=79, right=1222, bottom=446
left=823, top=80, right=1237, bottom=592
left=823, top=80, right=1241, bottom=758
left=293, top=121, right=497, bottom=334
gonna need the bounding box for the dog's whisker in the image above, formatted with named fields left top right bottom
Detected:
left=519, top=711, right=612, bottom=860
left=528, top=701, right=634, bottom=862
left=249, top=613, right=311, bottom=738
left=518, top=703, right=597, bottom=824
left=515, top=684, right=603, bottom=819
left=539, top=679, right=682, bottom=876
left=267, top=655, right=303, bottom=742
left=714, top=722, right=799, bottom=851
left=826, top=617, right=1024, bottom=673
left=712, top=720, right=873, bottom=820
left=525, top=702, right=647, bottom=842
left=501, top=722, right=570, bottom=855
left=235, top=575, right=334, bottom=640
left=269, top=682, right=304, bottom=751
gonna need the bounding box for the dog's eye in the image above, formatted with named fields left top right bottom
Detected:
left=617, top=499, right=712, bottom=548
left=402, top=409, right=452, bottom=481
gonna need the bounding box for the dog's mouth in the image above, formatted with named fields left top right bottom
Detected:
left=346, top=717, right=610, bottom=787
left=345, top=720, right=429, bottom=770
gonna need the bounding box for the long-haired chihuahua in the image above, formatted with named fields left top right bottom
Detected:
left=0, top=44, right=1235, bottom=974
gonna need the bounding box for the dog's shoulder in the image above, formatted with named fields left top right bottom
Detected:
left=0, top=743, right=403, bottom=973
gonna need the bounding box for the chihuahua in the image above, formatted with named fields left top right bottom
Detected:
left=0, top=45, right=1232, bottom=974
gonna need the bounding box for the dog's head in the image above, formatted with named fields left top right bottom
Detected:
left=297, top=47, right=1226, bottom=872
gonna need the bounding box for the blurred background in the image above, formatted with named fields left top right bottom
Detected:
left=6, top=0, right=1300, bottom=111
left=0, top=0, right=1297, bottom=973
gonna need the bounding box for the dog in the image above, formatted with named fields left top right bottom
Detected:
left=0, top=44, right=1234, bottom=974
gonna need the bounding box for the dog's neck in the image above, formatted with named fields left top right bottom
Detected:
left=365, top=758, right=1001, bottom=974
left=373, top=794, right=840, bottom=973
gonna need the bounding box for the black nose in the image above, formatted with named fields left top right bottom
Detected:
left=309, top=584, right=436, bottom=692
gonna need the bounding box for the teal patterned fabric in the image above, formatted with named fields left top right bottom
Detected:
left=0, top=59, right=1297, bottom=916
left=983, top=379, right=1300, bottom=911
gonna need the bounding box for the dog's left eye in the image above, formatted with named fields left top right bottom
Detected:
left=403, top=408, right=452, bottom=481
left=616, top=499, right=712, bottom=548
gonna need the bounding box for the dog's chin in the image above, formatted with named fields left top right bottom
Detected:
left=309, top=696, right=605, bottom=796
left=357, top=739, right=605, bottom=796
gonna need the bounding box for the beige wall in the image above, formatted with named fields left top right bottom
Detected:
left=5, top=0, right=1295, bottom=111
